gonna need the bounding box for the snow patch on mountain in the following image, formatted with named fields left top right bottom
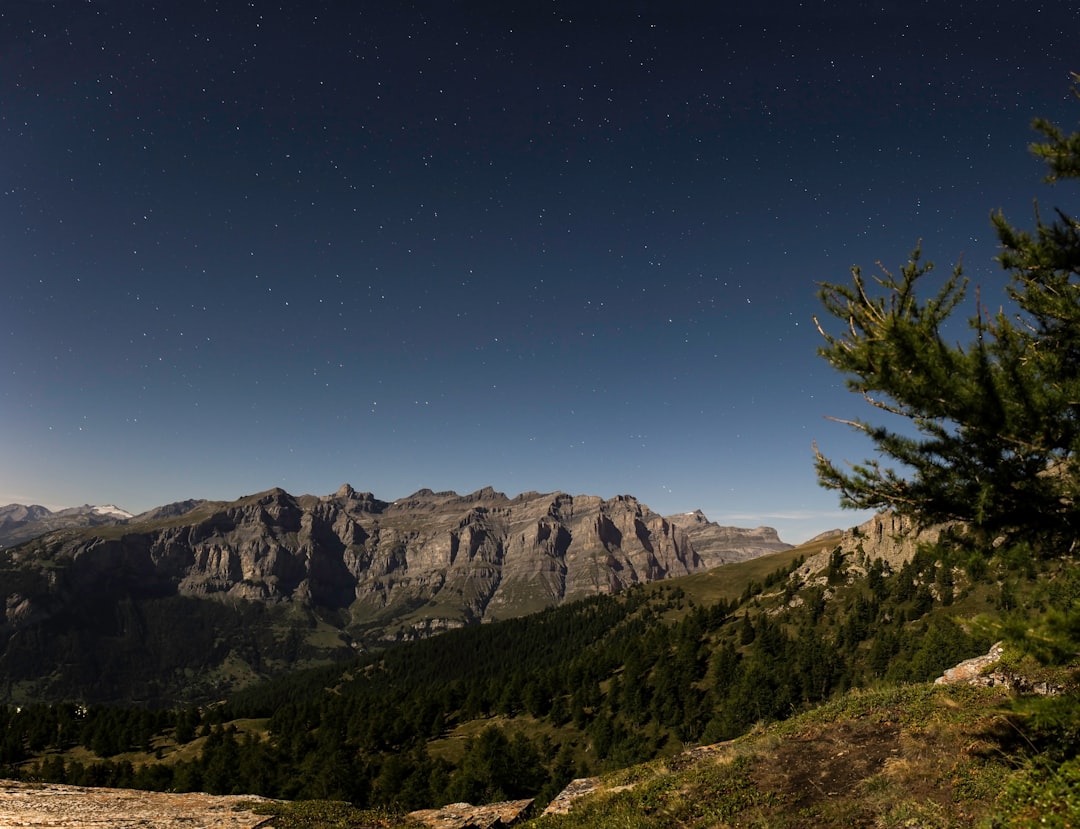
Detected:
left=91, top=505, right=135, bottom=519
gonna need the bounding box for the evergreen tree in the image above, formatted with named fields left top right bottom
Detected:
left=814, top=78, right=1080, bottom=547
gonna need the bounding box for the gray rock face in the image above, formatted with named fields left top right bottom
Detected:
left=794, top=512, right=948, bottom=588
left=840, top=512, right=946, bottom=570
left=665, top=509, right=792, bottom=565
left=3, top=486, right=790, bottom=641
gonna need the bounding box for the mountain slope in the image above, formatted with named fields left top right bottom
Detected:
left=519, top=681, right=1034, bottom=829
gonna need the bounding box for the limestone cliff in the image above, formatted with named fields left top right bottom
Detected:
left=665, top=509, right=792, bottom=565
left=0, top=485, right=801, bottom=703
left=2, top=486, right=789, bottom=643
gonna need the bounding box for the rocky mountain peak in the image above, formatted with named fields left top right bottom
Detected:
left=135, top=500, right=205, bottom=521
left=469, top=485, right=503, bottom=501
left=678, top=509, right=710, bottom=525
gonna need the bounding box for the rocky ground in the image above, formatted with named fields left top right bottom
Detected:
left=0, top=780, right=274, bottom=828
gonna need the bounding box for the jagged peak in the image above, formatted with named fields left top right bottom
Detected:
left=234, top=487, right=296, bottom=508
left=601, top=494, right=643, bottom=514
left=403, top=488, right=440, bottom=500
left=467, top=485, right=504, bottom=501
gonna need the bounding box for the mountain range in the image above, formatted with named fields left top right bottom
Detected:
left=0, top=484, right=791, bottom=704
left=0, top=502, right=138, bottom=548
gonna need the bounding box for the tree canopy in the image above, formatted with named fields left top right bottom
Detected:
left=815, top=76, right=1080, bottom=547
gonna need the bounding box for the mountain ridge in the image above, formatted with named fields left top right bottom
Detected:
left=0, top=484, right=792, bottom=704
left=0, top=501, right=195, bottom=548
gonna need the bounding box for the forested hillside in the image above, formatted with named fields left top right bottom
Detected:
left=8, top=527, right=1062, bottom=815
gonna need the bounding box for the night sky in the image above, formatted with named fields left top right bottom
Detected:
left=3, top=2, right=1077, bottom=542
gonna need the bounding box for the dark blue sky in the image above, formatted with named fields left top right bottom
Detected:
left=3, top=1, right=1077, bottom=541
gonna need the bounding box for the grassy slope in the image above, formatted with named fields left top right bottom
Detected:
left=521, top=682, right=1015, bottom=829
left=19, top=531, right=1080, bottom=827
left=256, top=680, right=1072, bottom=828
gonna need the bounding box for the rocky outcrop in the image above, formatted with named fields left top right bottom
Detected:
left=0, top=780, right=273, bottom=828
left=839, top=513, right=948, bottom=570
left=408, top=798, right=534, bottom=828
left=935, top=641, right=1062, bottom=695
left=934, top=642, right=1005, bottom=686
left=543, top=742, right=733, bottom=817
left=542, top=777, right=607, bottom=816
left=795, top=512, right=946, bottom=587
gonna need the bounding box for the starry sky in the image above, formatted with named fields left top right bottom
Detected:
left=2, top=1, right=1077, bottom=543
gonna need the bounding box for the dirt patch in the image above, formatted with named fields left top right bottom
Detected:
left=751, top=720, right=902, bottom=813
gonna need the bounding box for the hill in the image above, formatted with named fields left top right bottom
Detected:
left=511, top=679, right=1076, bottom=829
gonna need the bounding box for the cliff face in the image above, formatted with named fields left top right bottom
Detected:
left=666, top=510, right=792, bottom=565
left=0, top=485, right=794, bottom=703
left=4, top=486, right=789, bottom=641
left=8, top=490, right=643, bottom=633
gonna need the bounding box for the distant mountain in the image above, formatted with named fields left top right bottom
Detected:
left=0, top=502, right=137, bottom=548
left=0, top=484, right=791, bottom=704
left=806, top=528, right=845, bottom=544
left=666, top=509, right=792, bottom=563
left=133, top=499, right=206, bottom=522
left=0, top=501, right=211, bottom=549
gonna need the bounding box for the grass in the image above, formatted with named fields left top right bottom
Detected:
left=245, top=799, right=422, bottom=828
left=506, top=682, right=1057, bottom=829
left=654, top=537, right=836, bottom=610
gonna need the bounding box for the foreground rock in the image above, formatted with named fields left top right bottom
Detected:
left=0, top=780, right=273, bottom=828
left=408, top=798, right=533, bottom=828
left=935, top=641, right=1062, bottom=695
left=542, top=743, right=732, bottom=816
left=935, top=642, right=1006, bottom=687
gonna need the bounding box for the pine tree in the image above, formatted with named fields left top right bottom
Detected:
left=814, top=76, right=1080, bottom=548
